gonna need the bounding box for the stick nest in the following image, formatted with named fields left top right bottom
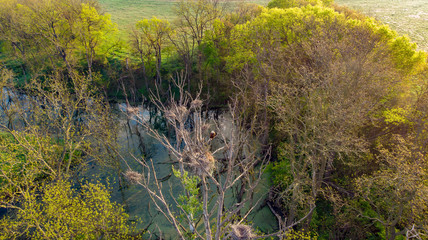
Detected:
left=184, top=149, right=215, bottom=177
left=124, top=170, right=143, bottom=184
left=230, top=224, right=254, bottom=240
left=165, top=105, right=189, bottom=123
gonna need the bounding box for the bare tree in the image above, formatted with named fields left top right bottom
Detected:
left=171, top=0, right=226, bottom=90
left=122, top=73, right=318, bottom=239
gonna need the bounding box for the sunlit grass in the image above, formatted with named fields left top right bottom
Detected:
left=335, top=0, right=428, bottom=51
left=99, top=0, right=176, bottom=31
left=99, top=0, right=269, bottom=32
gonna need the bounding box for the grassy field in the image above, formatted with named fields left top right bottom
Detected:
left=99, top=0, right=176, bottom=30
left=98, top=0, right=269, bottom=31
left=336, top=0, right=428, bottom=51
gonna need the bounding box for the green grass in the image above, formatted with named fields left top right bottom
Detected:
left=335, top=0, right=428, bottom=51
left=99, top=0, right=176, bottom=31
left=99, top=0, right=270, bottom=32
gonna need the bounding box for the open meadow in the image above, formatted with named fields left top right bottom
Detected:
left=99, top=0, right=177, bottom=30
left=98, top=0, right=270, bottom=31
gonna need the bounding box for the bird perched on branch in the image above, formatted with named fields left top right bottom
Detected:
left=210, top=130, right=217, bottom=140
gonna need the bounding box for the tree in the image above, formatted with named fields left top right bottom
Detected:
left=0, top=0, right=118, bottom=80
left=74, top=3, right=118, bottom=80
left=172, top=0, right=225, bottom=90
left=223, top=5, right=426, bottom=229
left=354, top=135, right=428, bottom=240
left=0, top=68, right=134, bottom=238
left=0, top=179, right=135, bottom=239
left=0, top=0, right=32, bottom=78
left=134, top=17, right=173, bottom=89
left=349, top=65, right=428, bottom=240
left=0, top=71, right=119, bottom=212
left=130, top=26, right=154, bottom=92
left=0, top=0, right=71, bottom=74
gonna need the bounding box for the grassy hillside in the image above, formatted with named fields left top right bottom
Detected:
left=335, top=0, right=428, bottom=51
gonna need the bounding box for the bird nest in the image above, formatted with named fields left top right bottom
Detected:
left=165, top=105, right=189, bottom=123
left=184, top=149, right=215, bottom=177
left=230, top=224, right=254, bottom=240
left=124, top=170, right=143, bottom=184
left=190, top=99, right=203, bottom=109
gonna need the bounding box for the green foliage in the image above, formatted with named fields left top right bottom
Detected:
left=388, top=36, right=426, bottom=75
left=225, top=5, right=342, bottom=71
left=0, top=0, right=120, bottom=82
left=0, top=131, right=29, bottom=190
left=75, top=3, right=120, bottom=64
left=382, top=107, right=410, bottom=126
left=0, top=131, right=62, bottom=204
left=284, top=229, right=317, bottom=239
left=136, top=17, right=172, bottom=39
left=309, top=199, right=335, bottom=239
left=0, top=72, right=120, bottom=225
left=267, top=146, right=292, bottom=188
left=133, top=16, right=172, bottom=87
left=0, top=179, right=136, bottom=239
left=134, top=17, right=173, bottom=64
left=267, top=0, right=332, bottom=9
left=226, top=4, right=426, bottom=77
left=172, top=167, right=202, bottom=223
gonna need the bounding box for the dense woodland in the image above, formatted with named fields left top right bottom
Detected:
left=0, top=0, right=427, bottom=239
